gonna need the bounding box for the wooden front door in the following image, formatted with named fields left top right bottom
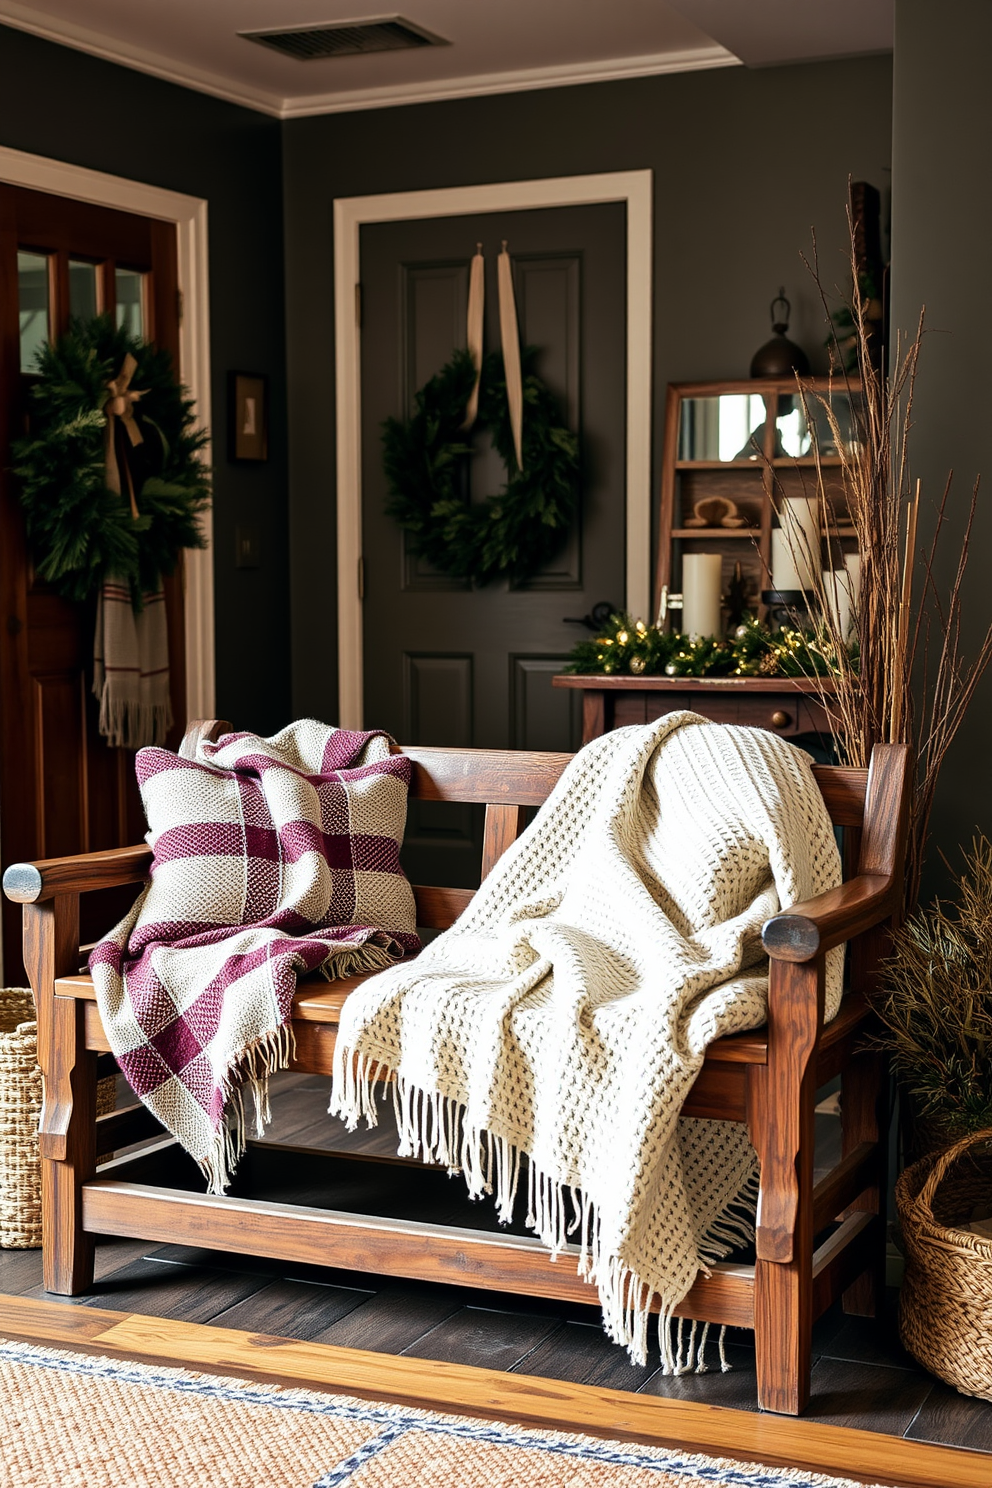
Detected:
left=0, top=184, right=185, bottom=977
left=360, top=204, right=626, bottom=883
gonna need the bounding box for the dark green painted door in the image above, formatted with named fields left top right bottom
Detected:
left=360, top=203, right=626, bottom=882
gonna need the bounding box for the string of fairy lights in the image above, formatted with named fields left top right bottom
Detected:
left=564, top=613, right=855, bottom=679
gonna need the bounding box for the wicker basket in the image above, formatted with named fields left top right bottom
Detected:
left=896, top=1128, right=992, bottom=1403
left=0, top=988, right=115, bottom=1249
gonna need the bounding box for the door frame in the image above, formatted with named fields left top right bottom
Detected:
left=0, top=144, right=215, bottom=721
left=334, top=170, right=653, bottom=729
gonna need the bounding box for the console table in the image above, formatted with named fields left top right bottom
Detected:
left=552, top=674, right=837, bottom=747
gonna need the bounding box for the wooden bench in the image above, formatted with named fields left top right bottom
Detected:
left=2, top=722, right=912, bottom=1415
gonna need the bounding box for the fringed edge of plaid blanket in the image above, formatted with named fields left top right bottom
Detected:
left=200, top=939, right=403, bottom=1194
left=329, top=1047, right=760, bottom=1372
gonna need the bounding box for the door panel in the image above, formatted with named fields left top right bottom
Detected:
left=0, top=184, right=184, bottom=977
left=32, top=671, right=88, bottom=859
left=511, top=656, right=582, bottom=752
left=361, top=204, right=625, bottom=884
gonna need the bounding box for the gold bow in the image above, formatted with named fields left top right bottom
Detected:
left=104, top=353, right=145, bottom=520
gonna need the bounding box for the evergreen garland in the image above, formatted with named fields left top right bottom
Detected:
left=565, top=612, right=857, bottom=679
left=12, top=315, right=210, bottom=605
left=382, top=346, right=578, bottom=587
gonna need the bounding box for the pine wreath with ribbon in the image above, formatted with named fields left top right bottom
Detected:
left=12, top=314, right=210, bottom=606
left=382, top=346, right=579, bottom=587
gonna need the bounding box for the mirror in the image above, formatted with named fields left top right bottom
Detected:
left=678, top=393, right=771, bottom=462
left=775, top=392, right=859, bottom=458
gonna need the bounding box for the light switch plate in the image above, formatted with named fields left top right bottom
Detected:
left=235, top=525, right=260, bottom=569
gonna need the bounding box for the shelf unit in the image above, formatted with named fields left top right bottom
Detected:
left=654, top=378, right=861, bottom=629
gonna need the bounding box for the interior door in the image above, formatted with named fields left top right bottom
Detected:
left=360, top=204, right=626, bottom=883
left=0, top=184, right=185, bottom=977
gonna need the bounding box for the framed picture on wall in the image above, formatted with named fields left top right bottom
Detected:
left=229, top=371, right=268, bottom=462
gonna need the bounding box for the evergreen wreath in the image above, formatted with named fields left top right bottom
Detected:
left=382, top=346, right=579, bottom=587
left=12, top=314, right=210, bottom=605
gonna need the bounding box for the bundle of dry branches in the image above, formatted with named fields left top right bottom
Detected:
left=791, top=230, right=992, bottom=909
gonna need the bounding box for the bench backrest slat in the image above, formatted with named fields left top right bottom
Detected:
left=402, top=746, right=871, bottom=931
left=402, top=746, right=571, bottom=806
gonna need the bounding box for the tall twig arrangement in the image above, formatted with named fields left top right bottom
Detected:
left=791, top=230, right=992, bottom=908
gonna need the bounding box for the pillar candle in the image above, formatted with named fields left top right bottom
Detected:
left=772, top=497, right=820, bottom=591
left=681, top=552, right=722, bottom=637
left=821, top=568, right=853, bottom=640
left=845, top=552, right=862, bottom=611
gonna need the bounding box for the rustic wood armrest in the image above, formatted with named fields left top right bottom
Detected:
left=761, top=872, right=897, bottom=963
left=2, top=845, right=152, bottom=904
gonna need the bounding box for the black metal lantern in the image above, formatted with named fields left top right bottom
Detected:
left=750, top=288, right=810, bottom=378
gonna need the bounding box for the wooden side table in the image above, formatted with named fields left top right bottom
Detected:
left=552, top=674, right=837, bottom=747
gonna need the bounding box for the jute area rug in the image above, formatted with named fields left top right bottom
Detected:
left=0, top=1335, right=885, bottom=1488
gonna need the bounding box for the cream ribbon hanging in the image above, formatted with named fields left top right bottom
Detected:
left=462, top=243, right=485, bottom=430
left=104, top=353, right=145, bottom=520
left=497, top=240, right=524, bottom=472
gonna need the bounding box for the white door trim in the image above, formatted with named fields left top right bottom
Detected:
left=334, top=169, right=653, bottom=729
left=0, top=144, right=215, bottom=722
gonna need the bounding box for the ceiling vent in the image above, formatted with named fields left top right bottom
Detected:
left=239, top=15, right=448, bottom=61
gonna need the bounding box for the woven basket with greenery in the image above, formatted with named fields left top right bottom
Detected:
left=0, top=989, right=114, bottom=1249
left=896, top=1129, right=992, bottom=1403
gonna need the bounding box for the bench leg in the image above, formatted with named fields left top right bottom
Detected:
left=749, top=959, right=820, bottom=1415
left=753, top=1086, right=815, bottom=1415
left=39, top=995, right=97, bottom=1294
left=840, top=1047, right=887, bottom=1318
left=23, top=897, right=95, bottom=1296
left=754, top=1251, right=813, bottom=1415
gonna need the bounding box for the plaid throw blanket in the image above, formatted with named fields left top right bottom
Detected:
left=90, top=720, right=419, bottom=1190
left=92, top=577, right=172, bottom=749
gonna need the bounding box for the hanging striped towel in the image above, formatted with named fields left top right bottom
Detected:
left=92, top=577, right=172, bottom=749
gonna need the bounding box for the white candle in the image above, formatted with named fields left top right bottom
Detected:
left=771, top=530, right=802, bottom=592
left=682, top=553, right=722, bottom=637
left=772, top=497, right=820, bottom=591
left=821, top=568, right=853, bottom=640
left=845, top=552, right=861, bottom=611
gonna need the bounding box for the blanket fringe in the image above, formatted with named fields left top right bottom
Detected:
left=320, top=940, right=398, bottom=982
left=329, top=1058, right=758, bottom=1371
left=199, top=1022, right=296, bottom=1194
left=97, top=695, right=172, bottom=751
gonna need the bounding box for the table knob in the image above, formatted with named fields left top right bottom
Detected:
left=771, top=709, right=791, bottom=729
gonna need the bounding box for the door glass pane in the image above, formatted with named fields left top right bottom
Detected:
left=18, top=250, right=50, bottom=372
left=69, top=259, right=100, bottom=320
left=115, top=266, right=146, bottom=338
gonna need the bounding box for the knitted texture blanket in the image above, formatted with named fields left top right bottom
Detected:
left=90, top=721, right=419, bottom=1191
left=330, top=714, right=843, bottom=1366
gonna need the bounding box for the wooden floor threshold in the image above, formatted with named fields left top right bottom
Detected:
left=0, top=1293, right=986, bottom=1488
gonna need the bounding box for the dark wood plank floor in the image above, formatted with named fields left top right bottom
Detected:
left=2, top=1071, right=991, bottom=1454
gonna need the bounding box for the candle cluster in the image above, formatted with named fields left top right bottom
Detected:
left=771, top=497, right=861, bottom=640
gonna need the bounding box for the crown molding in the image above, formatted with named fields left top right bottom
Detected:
left=0, top=5, right=284, bottom=115
left=280, top=45, right=740, bottom=117
left=0, top=4, right=738, bottom=120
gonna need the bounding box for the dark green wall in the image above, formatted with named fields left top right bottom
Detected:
left=890, top=0, right=992, bottom=889
left=0, top=24, right=290, bottom=735
left=283, top=55, right=893, bottom=722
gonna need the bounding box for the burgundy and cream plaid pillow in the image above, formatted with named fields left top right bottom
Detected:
left=89, top=720, right=419, bottom=1190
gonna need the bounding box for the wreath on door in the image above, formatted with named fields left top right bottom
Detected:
left=381, top=346, right=579, bottom=588
left=12, top=315, right=210, bottom=606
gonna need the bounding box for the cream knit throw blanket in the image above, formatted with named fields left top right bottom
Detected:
left=331, top=714, right=843, bottom=1366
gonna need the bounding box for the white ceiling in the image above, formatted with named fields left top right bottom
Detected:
left=0, top=0, right=893, bottom=119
